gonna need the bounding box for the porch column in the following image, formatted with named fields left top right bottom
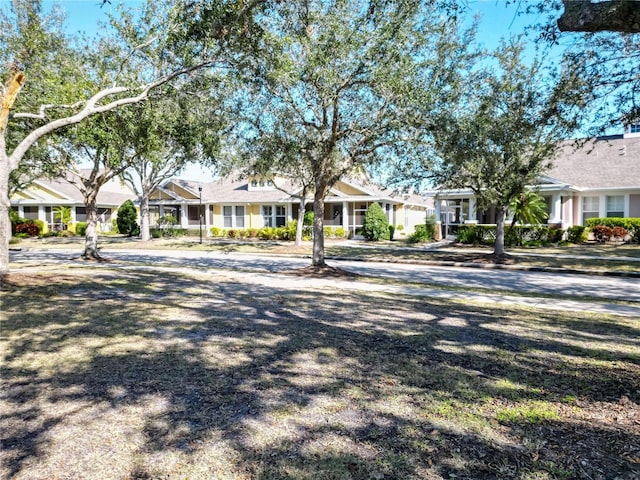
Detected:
left=342, top=201, right=348, bottom=230
left=549, top=193, right=562, bottom=224
left=434, top=199, right=442, bottom=241
left=180, top=202, right=189, bottom=228
left=38, top=205, right=45, bottom=222
left=467, top=198, right=478, bottom=224
left=17, top=205, right=24, bottom=217
left=204, top=203, right=211, bottom=236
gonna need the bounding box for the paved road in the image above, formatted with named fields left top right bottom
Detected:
left=9, top=248, right=640, bottom=303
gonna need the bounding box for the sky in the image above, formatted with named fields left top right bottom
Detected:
left=39, top=0, right=559, bottom=181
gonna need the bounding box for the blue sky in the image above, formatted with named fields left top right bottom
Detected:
left=43, top=0, right=558, bottom=181
left=51, top=0, right=544, bottom=44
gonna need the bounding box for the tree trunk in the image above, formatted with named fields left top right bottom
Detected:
left=295, top=195, right=307, bottom=247
left=0, top=70, right=27, bottom=274
left=140, top=192, right=150, bottom=241
left=82, top=193, right=101, bottom=259
left=494, top=205, right=507, bottom=258
left=558, top=0, right=640, bottom=33
left=0, top=154, right=11, bottom=274
left=312, top=186, right=326, bottom=267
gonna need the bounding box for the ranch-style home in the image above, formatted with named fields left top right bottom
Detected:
left=149, top=174, right=431, bottom=238
left=10, top=172, right=432, bottom=237
left=9, top=173, right=133, bottom=233
left=427, top=127, right=640, bottom=238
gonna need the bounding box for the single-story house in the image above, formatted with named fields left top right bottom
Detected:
left=11, top=172, right=432, bottom=237
left=149, top=174, right=432, bottom=237
left=426, top=128, right=640, bottom=238
left=10, top=174, right=134, bottom=233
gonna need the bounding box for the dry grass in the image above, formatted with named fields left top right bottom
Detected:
left=1, top=269, right=639, bottom=480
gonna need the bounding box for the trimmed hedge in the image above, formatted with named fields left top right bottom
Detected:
left=457, top=224, right=564, bottom=247
left=586, top=217, right=640, bottom=243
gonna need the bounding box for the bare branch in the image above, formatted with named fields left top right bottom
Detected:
left=12, top=101, right=85, bottom=121
left=8, top=61, right=214, bottom=171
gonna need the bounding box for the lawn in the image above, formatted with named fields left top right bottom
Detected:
left=1, top=267, right=638, bottom=479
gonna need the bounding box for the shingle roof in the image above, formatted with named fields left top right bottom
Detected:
left=32, top=176, right=134, bottom=205
left=547, top=135, right=640, bottom=189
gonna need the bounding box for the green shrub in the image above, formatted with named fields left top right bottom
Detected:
left=150, top=228, right=162, bottom=238
left=334, top=227, right=346, bottom=238
left=388, top=225, right=395, bottom=240
left=547, top=226, right=564, bottom=244
left=258, top=227, right=277, bottom=240
left=362, top=202, right=390, bottom=241
left=210, top=226, right=221, bottom=237
left=591, top=225, right=613, bottom=243
left=516, top=225, right=563, bottom=246
left=247, top=228, right=258, bottom=238
left=324, top=226, right=334, bottom=238
left=407, top=224, right=430, bottom=243
left=9, top=210, right=21, bottom=225
left=117, top=200, right=139, bottom=237
left=158, top=214, right=178, bottom=228
left=457, top=225, right=495, bottom=245
left=76, top=222, right=88, bottom=236
left=566, top=226, right=587, bottom=244
left=425, top=215, right=436, bottom=240
left=303, top=211, right=314, bottom=226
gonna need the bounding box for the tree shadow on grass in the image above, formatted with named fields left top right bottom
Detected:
left=1, top=269, right=639, bottom=479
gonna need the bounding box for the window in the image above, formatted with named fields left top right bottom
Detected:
left=250, top=180, right=257, bottom=188
left=582, top=196, right=599, bottom=224
left=22, top=206, right=38, bottom=220
left=223, top=206, right=245, bottom=228
left=606, top=195, right=624, bottom=217
left=235, top=206, right=245, bottom=228
left=75, top=206, right=87, bottom=222
left=262, top=206, right=273, bottom=227
left=275, top=205, right=286, bottom=227
left=223, top=206, right=233, bottom=228
left=261, top=205, right=286, bottom=227
left=630, top=124, right=640, bottom=133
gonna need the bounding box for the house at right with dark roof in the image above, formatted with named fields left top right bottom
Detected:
left=426, top=126, right=640, bottom=238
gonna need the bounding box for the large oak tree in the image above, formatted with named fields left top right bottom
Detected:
left=0, top=0, right=261, bottom=273
left=429, top=41, right=585, bottom=257
left=233, top=0, right=476, bottom=268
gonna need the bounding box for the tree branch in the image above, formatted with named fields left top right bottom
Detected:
left=8, top=61, right=214, bottom=171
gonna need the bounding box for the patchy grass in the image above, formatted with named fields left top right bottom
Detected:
left=1, top=268, right=639, bottom=480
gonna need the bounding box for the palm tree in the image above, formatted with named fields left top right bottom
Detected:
left=53, top=205, right=72, bottom=231
left=509, top=190, right=549, bottom=228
